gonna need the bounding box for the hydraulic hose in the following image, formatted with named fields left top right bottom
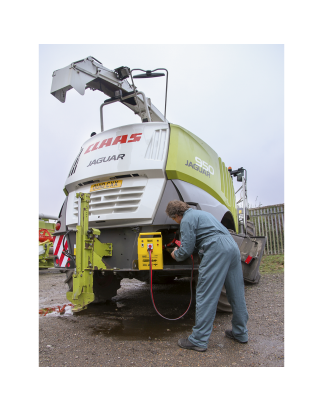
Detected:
left=148, top=248, right=194, bottom=320
left=61, top=230, right=76, bottom=262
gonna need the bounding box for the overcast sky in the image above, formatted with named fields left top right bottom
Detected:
left=39, top=44, right=283, bottom=217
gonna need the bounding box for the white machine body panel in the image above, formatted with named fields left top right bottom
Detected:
left=65, top=122, right=170, bottom=228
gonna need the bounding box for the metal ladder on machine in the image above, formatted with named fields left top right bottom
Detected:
left=229, top=167, right=248, bottom=234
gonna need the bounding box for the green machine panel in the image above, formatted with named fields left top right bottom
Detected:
left=165, top=124, right=238, bottom=231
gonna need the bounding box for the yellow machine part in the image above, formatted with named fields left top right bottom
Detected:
left=138, top=232, right=163, bottom=270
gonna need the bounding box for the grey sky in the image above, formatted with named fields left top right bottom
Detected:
left=39, top=44, right=283, bottom=217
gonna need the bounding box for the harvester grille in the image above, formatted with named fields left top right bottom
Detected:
left=73, top=185, right=146, bottom=217
left=145, top=128, right=167, bottom=160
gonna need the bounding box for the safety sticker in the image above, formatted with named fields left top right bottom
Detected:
left=53, top=235, right=70, bottom=267
left=90, top=180, right=122, bottom=192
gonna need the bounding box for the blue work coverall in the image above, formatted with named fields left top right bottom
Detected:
left=174, top=208, right=248, bottom=348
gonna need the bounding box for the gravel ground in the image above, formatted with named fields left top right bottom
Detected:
left=39, top=270, right=284, bottom=367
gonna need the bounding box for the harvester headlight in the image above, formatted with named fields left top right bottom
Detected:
left=237, top=173, right=243, bottom=182
left=114, top=66, right=131, bottom=80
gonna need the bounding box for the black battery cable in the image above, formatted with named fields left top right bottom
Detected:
left=61, top=230, right=76, bottom=263
left=148, top=244, right=194, bottom=320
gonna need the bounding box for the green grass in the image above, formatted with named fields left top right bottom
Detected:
left=259, top=254, right=284, bottom=274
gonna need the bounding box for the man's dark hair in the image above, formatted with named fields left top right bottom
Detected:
left=166, top=200, right=191, bottom=219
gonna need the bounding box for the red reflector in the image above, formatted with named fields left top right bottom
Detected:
left=55, top=222, right=61, bottom=231
left=67, top=262, right=70, bottom=268
left=245, top=255, right=253, bottom=264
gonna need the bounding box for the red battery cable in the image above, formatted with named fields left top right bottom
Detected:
left=148, top=246, right=194, bottom=320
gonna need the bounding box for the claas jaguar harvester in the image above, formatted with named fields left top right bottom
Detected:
left=50, top=56, right=266, bottom=313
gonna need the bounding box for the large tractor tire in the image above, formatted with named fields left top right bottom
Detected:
left=246, top=221, right=256, bottom=237
left=65, top=270, right=74, bottom=291
left=64, top=270, right=121, bottom=303
left=216, top=285, right=232, bottom=313
left=193, top=275, right=232, bottom=313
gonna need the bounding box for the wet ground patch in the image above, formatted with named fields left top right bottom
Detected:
left=39, top=274, right=284, bottom=367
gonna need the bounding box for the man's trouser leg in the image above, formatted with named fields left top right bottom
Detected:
left=224, top=244, right=249, bottom=342
left=188, top=238, right=232, bottom=349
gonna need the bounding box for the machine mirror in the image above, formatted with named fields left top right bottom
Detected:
left=133, top=72, right=165, bottom=78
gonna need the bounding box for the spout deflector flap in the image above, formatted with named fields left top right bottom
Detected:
left=51, top=64, right=96, bottom=102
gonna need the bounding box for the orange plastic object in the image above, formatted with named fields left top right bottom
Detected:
left=39, top=228, right=54, bottom=243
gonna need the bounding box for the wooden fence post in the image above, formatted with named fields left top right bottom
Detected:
left=249, top=204, right=284, bottom=255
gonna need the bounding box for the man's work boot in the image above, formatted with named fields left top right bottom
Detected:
left=225, top=329, right=248, bottom=344
left=178, top=338, right=207, bottom=352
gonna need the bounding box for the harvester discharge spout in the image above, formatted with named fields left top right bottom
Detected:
left=50, top=56, right=166, bottom=124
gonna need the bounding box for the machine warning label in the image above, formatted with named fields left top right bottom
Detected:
left=90, top=180, right=123, bottom=192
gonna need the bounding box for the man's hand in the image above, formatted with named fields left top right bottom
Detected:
left=171, top=247, right=178, bottom=260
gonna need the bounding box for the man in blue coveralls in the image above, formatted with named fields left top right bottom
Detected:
left=165, top=200, right=249, bottom=352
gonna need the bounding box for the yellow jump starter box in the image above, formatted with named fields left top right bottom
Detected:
left=137, top=232, right=163, bottom=270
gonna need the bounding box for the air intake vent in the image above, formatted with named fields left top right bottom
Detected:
left=145, top=129, right=167, bottom=160
left=109, top=174, right=139, bottom=180
left=73, top=184, right=146, bottom=217
left=68, top=148, right=83, bottom=177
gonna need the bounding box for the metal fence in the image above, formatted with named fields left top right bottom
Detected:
left=249, top=204, right=284, bottom=255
